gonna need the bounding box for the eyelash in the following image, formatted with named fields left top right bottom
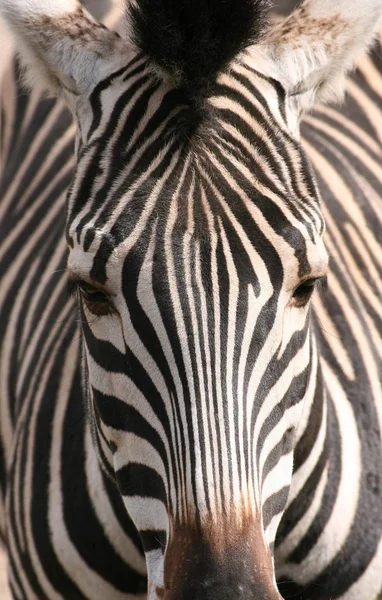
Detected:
left=292, top=276, right=328, bottom=307
left=67, top=279, right=113, bottom=316
left=67, top=279, right=80, bottom=299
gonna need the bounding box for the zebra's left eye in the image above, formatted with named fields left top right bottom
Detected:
left=78, top=282, right=113, bottom=316
left=292, top=277, right=321, bottom=307
left=293, top=279, right=315, bottom=304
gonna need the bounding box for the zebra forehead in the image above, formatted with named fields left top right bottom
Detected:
left=68, top=137, right=324, bottom=257
left=65, top=59, right=327, bottom=283
left=67, top=217, right=324, bottom=294
left=65, top=56, right=326, bottom=256
left=66, top=175, right=326, bottom=290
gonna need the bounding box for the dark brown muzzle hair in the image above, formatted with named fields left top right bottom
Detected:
left=159, top=515, right=283, bottom=600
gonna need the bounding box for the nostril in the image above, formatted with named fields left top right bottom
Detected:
left=162, top=520, right=283, bottom=600
left=163, top=583, right=284, bottom=600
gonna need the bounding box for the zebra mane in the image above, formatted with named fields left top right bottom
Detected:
left=128, top=0, right=270, bottom=94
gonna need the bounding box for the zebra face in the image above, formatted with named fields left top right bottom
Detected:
left=4, top=0, right=377, bottom=597
left=65, top=53, right=328, bottom=597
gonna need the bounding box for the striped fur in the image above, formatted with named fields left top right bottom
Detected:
left=0, top=2, right=381, bottom=599
left=276, top=35, right=382, bottom=598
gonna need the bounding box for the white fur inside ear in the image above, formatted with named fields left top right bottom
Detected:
left=0, top=0, right=131, bottom=110
left=308, top=0, right=382, bottom=22
left=270, top=42, right=349, bottom=107
left=255, top=0, right=382, bottom=115
left=0, top=0, right=78, bottom=18
left=0, top=16, right=14, bottom=81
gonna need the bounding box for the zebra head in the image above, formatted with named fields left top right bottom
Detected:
left=2, top=0, right=381, bottom=597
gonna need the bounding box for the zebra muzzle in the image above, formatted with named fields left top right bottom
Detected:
left=160, top=515, right=283, bottom=600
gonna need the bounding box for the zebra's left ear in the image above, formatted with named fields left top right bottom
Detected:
left=256, top=0, right=382, bottom=115
left=0, top=0, right=130, bottom=109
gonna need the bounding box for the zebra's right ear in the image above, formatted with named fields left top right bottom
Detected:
left=252, top=0, right=382, bottom=122
left=0, top=0, right=130, bottom=109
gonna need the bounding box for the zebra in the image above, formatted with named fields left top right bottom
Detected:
left=0, top=0, right=381, bottom=598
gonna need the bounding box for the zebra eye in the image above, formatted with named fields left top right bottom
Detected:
left=292, top=278, right=318, bottom=307
left=78, top=282, right=112, bottom=316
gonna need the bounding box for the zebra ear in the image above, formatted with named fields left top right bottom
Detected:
left=258, top=0, right=382, bottom=114
left=0, top=0, right=129, bottom=106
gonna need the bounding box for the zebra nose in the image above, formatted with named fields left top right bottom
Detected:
left=162, top=549, right=283, bottom=600
left=162, top=516, right=282, bottom=600
left=163, top=581, right=283, bottom=599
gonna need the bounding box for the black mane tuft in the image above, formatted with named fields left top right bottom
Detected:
left=128, top=0, right=270, bottom=94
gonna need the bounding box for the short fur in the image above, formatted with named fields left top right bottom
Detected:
left=128, top=0, right=270, bottom=93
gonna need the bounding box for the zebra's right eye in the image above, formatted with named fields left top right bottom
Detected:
left=78, top=281, right=113, bottom=316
